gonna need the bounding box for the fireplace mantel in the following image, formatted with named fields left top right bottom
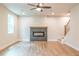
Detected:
left=30, top=26, right=47, bottom=28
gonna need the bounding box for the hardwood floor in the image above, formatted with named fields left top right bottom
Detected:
left=0, top=41, right=79, bottom=56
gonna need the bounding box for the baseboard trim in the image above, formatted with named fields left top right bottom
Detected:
left=0, top=41, right=20, bottom=52
left=19, top=39, right=30, bottom=42
left=64, top=42, right=79, bottom=51
left=47, top=39, right=57, bottom=41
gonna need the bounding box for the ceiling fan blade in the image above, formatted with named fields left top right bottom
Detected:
left=27, top=3, right=36, bottom=7
left=30, top=8, right=36, bottom=10
left=41, top=6, right=51, bottom=9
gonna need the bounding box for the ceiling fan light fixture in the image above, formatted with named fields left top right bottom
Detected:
left=39, top=3, right=42, bottom=6
left=36, top=8, right=41, bottom=11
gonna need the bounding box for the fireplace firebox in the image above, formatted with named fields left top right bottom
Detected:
left=30, top=27, right=47, bottom=41
left=33, top=32, right=44, bottom=37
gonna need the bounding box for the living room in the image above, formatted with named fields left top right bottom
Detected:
left=0, top=3, right=79, bottom=56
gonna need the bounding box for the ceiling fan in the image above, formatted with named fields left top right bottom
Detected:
left=27, top=3, right=51, bottom=12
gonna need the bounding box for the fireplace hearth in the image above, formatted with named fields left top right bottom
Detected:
left=30, top=27, right=47, bottom=41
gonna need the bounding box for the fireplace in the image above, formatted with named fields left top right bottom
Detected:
left=30, top=27, right=47, bottom=41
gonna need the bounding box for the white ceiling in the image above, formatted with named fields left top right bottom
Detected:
left=3, top=3, right=78, bottom=17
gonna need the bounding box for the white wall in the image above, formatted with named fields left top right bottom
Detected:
left=0, top=4, right=19, bottom=50
left=64, top=4, right=79, bottom=51
left=19, top=16, right=69, bottom=41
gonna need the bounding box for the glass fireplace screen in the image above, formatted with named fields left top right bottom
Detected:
left=33, top=32, right=44, bottom=37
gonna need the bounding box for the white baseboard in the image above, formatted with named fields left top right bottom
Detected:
left=20, top=39, right=58, bottom=42
left=47, top=39, right=58, bottom=41
left=19, top=39, right=30, bottom=42
left=64, top=42, right=79, bottom=51
left=0, top=40, right=20, bottom=51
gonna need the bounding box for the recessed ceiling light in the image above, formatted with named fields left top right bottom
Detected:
left=52, top=12, right=55, bottom=15
left=22, top=12, right=26, bottom=15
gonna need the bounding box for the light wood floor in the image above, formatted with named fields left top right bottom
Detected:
left=0, top=41, right=79, bottom=56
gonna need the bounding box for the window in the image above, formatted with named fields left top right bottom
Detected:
left=8, top=14, right=14, bottom=33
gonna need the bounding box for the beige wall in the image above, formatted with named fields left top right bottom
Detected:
left=64, top=4, right=79, bottom=51
left=0, top=4, right=19, bottom=50
left=19, top=16, right=69, bottom=41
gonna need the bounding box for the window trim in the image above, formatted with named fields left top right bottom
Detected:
left=8, top=14, right=14, bottom=34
